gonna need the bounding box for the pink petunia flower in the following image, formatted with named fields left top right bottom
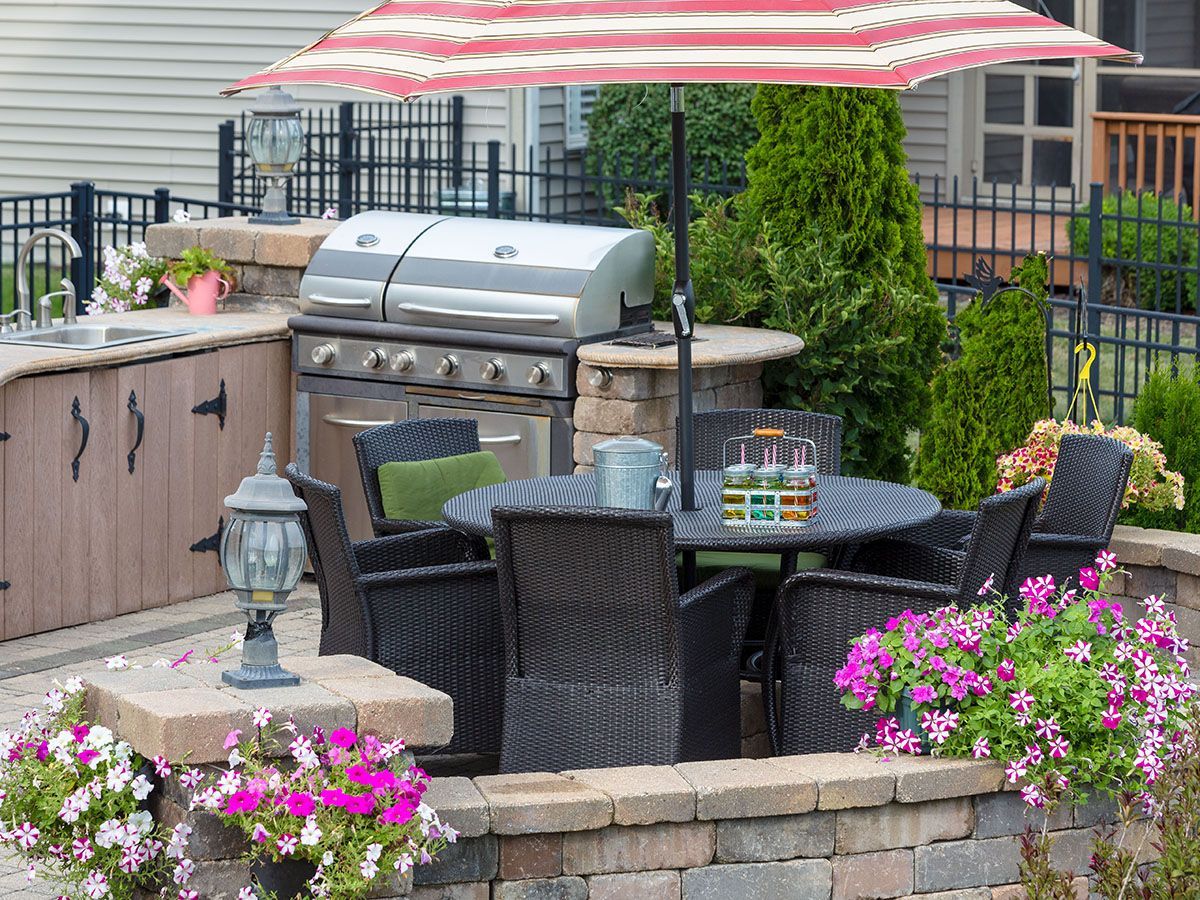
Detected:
left=1009, top=690, right=1035, bottom=713
left=223, top=730, right=242, bottom=750
left=997, top=659, right=1016, bottom=682
left=972, top=737, right=991, bottom=759
left=329, top=728, right=358, bottom=749
left=1064, top=640, right=1092, bottom=663
left=284, top=792, right=315, bottom=817
left=1096, top=549, right=1117, bottom=572
left=1078, top=567, right=1100, bottom=591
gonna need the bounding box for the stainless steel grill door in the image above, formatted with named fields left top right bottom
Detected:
left=416, top=405, right=550, bottom=482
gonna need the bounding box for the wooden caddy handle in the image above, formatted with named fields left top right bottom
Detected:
left=753, top=427, right=785, bottom=438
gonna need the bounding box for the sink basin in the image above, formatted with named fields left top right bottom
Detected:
left=0, top=323, right=194, bottom=351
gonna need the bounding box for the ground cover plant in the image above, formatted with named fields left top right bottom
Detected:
left=1126, top=361, right=1200, bottom=533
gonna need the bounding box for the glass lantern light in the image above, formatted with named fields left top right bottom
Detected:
left=246, top=86, right=304, bottom=226
left=220, top=432, right=308, bottom=689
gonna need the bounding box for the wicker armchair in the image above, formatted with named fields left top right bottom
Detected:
left=887, top=435, right=1132, bottom=591
left=678, top=408, right=843, bottom=475
left=352, top=418, right=482, bottom=538
left=285, top=465, right=503, bottom=755
left=763, top=477, right=1045, bottom=755
left=491, top=506, right=755, bottom=773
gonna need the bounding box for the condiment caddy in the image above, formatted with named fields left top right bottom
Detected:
left=721, top=428, right=819, bottom=529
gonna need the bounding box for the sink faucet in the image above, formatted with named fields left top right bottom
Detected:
left=16, top=229, right=82, bottom=331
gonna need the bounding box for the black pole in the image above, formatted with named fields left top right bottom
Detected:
left=670, top=84, right=698, bottom=513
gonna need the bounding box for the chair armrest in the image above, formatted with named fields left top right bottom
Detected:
left=371, top=515, right=443, bottom=537
left=894, top=509, right=976, bottom=549
left=849, top=539, right=965, bottom=587
left=1028, top=532, right=1104, bottom=551
left=353, top=529, right=486, bottom=574
left=680, top=566, right=755, bottom=662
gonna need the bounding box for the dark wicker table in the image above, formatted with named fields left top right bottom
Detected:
left=443, top=471, right=941, bottom=552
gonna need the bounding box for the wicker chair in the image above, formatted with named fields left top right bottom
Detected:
left=352, top=418, right=482, bottom=538
left=763, top=477, right=1045, bottom=756
left=885, top=435, right=1132, bottom=591
left=285, top=464, right=503, bottom=755
left=491, top=506, right=755, bottom=773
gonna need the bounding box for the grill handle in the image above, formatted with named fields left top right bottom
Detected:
left=308, top=294, right=373, bottom=309
left=321, top=414, right=395, bottom=429
left=395, top=302, right=560, bottom=325
left=480, top=434, right=523, bottom=446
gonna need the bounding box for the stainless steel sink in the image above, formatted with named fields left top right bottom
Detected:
left=0, top=323, right=194, bottom=351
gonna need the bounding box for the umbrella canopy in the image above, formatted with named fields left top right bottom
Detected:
left=224, top=0, right=1138, bottom=514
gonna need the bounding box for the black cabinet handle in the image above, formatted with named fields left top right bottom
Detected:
left=127, top=389, right=145, bottom=474
left=70, top=396, right=90, bottom=482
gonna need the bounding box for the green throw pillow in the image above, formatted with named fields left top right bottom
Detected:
left=377, top=451, right=506, bottom=523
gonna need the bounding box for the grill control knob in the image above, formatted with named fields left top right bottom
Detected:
left=435, top=354, right=460, bottom=376
left=310, top=343, right=336, bottom=365
left=480, top=358, right=505, bottom=381
left=362, top=348, right=388, bottom=370
left=526, top=363, right=551, bottom=385
left=390, top=350, right=415, bottom=372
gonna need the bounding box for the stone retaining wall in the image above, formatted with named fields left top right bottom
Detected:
left=1108, top=524, right=1200, bottom=667
left=413, top=755, right=1123, bottom=900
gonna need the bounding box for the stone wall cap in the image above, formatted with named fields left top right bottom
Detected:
left=424, top=776, right=491, bottom=838
left=474, top=772, right=613, bottom=835
left=675, top=758, right=818, bottom=820
left=879, top=756, right=1006, bottom=803
left=561, top=764, right=696, bottom=825
left=767, top=752, right=897, bottom=810
left=577, top=323, right=802, bottom=370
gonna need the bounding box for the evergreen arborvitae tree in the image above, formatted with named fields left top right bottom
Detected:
left=743, top=85, right=933, bottom=302
left=915, top=254, right=1054, bottom=509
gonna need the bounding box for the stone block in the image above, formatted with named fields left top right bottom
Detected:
left=714, top=380, right=763, bottom=410
left=573, top=396, right=676, bottom=435
left=145, top=222, right=201, bottom=260
left=320, top=675, right=453, bottom=749
left=413, top=835, right=498, bottom=886
left=282, top=654, right=397, bottom=681
left=149, top=795, right=246, bottom=861
left=837, top=798, right=974, bottom=855
left=475, top=773, right=613, bottom=835
left=714, top=812, right=835, bottom=863
left=83, top=667, right=197, bottom=729
left=116, top=687, right=250, bottom=763
left=1163, top=536, right=1200, bottom=576
left=499, top=833, right=564, bottom=880
left=898, top=892, right=991, bottom=900
left=914, top=837, right=1022, bottom=892
left=231, top=681, right=357, bottom=753
left=493, top=876, right=588, bottom=900
left=572, top=430, right=673, bottom=468
left=1123, top=564, right=1178, bottom=601
left=1169, top=603, right=1200, bottom=651
left=675, top=758, right=817, bottom=821
left=562, top=821, right=714, bottom=875
left=1176, top=572, right=1200, bottom=611
left=195, top=217, right=258, bottom=263
left=741, top=732, right=772, bottom=759
left=681, top=859, right=832, bottom=900
left=991, top=877, right=1087, bottom=899
left=769, top=753, right=897, bottom=810
left=732, top=363, right=764, bottom=384
left=241, top=264, right=301, bottom=298
left=1046, top=828, right=1096, bottom=876
left=562, top=765, right=695, bottom=826
left=1109, top=525, right=1165, bottom=566
left=973, top=792, right=1072, bottom=838
left=881, top=757, right=1006, bottom=803
left=411, top=885, right=490, bottom=900
left=832, top=849, right=914, bottom=900
left=179, top=858, right=254, bottom=899
left=410, top=885, right=490, bottom=900
left=576, top=365, right=677, bottom=400
left=254, top=220, right=336, bottom=268
left=740, top=679, right=767, bottom=737
left=424, top=776, right=490, bottom=838
left=587, top=870, right=681, bottom=900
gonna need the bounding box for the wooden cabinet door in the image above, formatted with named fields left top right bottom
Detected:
left=2, top=378, right=34, bottom=639
left=113, top=364, right=147, bottom=616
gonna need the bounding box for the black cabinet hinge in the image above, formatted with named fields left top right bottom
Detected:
left=0, top=581, right=9, bottom=591
left=192, top=379, right=227, bottom=430
left=190, top=516, right=224, bottom=554
left=0, top=432, right=9, bottom=442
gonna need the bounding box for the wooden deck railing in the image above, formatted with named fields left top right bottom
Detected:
left=1091, top=111, right=1200, bottom=218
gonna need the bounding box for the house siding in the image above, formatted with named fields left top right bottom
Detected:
left=900, top=76, right=953, bottom=188
left=0, top=0, right=513, bottom=199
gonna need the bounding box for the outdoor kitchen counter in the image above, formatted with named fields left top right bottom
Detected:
left=576, top=321, right=803, bottom=369
left=0, top=307, right=292, bottom=388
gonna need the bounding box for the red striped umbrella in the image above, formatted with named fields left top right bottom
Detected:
left=225, top=0, right=1138, bottom=515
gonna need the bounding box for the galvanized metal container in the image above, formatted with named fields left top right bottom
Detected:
left=593, top=436, right=668, bottom=510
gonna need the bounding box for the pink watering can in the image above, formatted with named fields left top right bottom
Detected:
left=159, top=270, right=230, bottom=316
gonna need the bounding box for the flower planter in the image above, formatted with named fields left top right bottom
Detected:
left=250, top=858, right=317, bottom=899
left=897, top=691, right=933, bottom=755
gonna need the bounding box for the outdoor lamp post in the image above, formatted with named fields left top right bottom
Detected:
left=220, top=432, right=308, bottom=689
left=246, top=86, right=304, bottom=226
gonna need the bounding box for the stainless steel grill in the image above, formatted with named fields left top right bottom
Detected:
left=291, top=212, right=656, bottom=539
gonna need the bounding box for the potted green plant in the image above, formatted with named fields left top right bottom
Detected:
left=160, top=247, right=236, bottom=316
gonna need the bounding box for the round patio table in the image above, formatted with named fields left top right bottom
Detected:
left=443, top=471, right=941, bottom=552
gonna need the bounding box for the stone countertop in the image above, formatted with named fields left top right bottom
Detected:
left=577, top=322, right=803, bottom=370
left=0, top=307, right=292, bottom=388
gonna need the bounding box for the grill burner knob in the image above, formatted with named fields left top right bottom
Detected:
left=526, top=363, right=551, bottom=385
left=362, top=348, right=388, bottom=370
left=311, top=343, right=336, bottom=365
left=480, top=358, right=505, bottom=381
left=436, top=354, right=460, bottom=376
left=390, top=351, right=415, bottom=372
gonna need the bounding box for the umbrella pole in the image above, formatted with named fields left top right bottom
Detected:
left=670, top=84, right=698, bottom=513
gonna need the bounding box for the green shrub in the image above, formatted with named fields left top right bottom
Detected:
left=585, top=83, right=758, bottom=187
left=1124, top=361, right=1200, bottom=533
left=916, top=254, right=1053, bottom=509
left=1068, top=191, right=1198, bottom=311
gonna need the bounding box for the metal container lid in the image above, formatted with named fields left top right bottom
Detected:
left=723, top=463, right=756, bottom=477
left=753, top=468, right=781, bottom=483
left=782, top=466, right=808, bottom=480
left=593, top=435, right=664, bottom=467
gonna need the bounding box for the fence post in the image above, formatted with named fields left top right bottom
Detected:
left=218, top=120, right=235, bottom=207
left=69, top=181, right=95, bottom=316
left=486, top=140, right=501, bottom=218
left=1084, top=181, right=1105, bottom=424
left=338, top=102, right=356, bottom=219
left=153, top=188, right=171, bottom=224
left=451, top=96, right=465, bottom=188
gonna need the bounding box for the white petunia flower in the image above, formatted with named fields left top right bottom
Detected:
left=172, top=209, right=191, bottom=224
left=105, top=655, right=129, bottom=670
